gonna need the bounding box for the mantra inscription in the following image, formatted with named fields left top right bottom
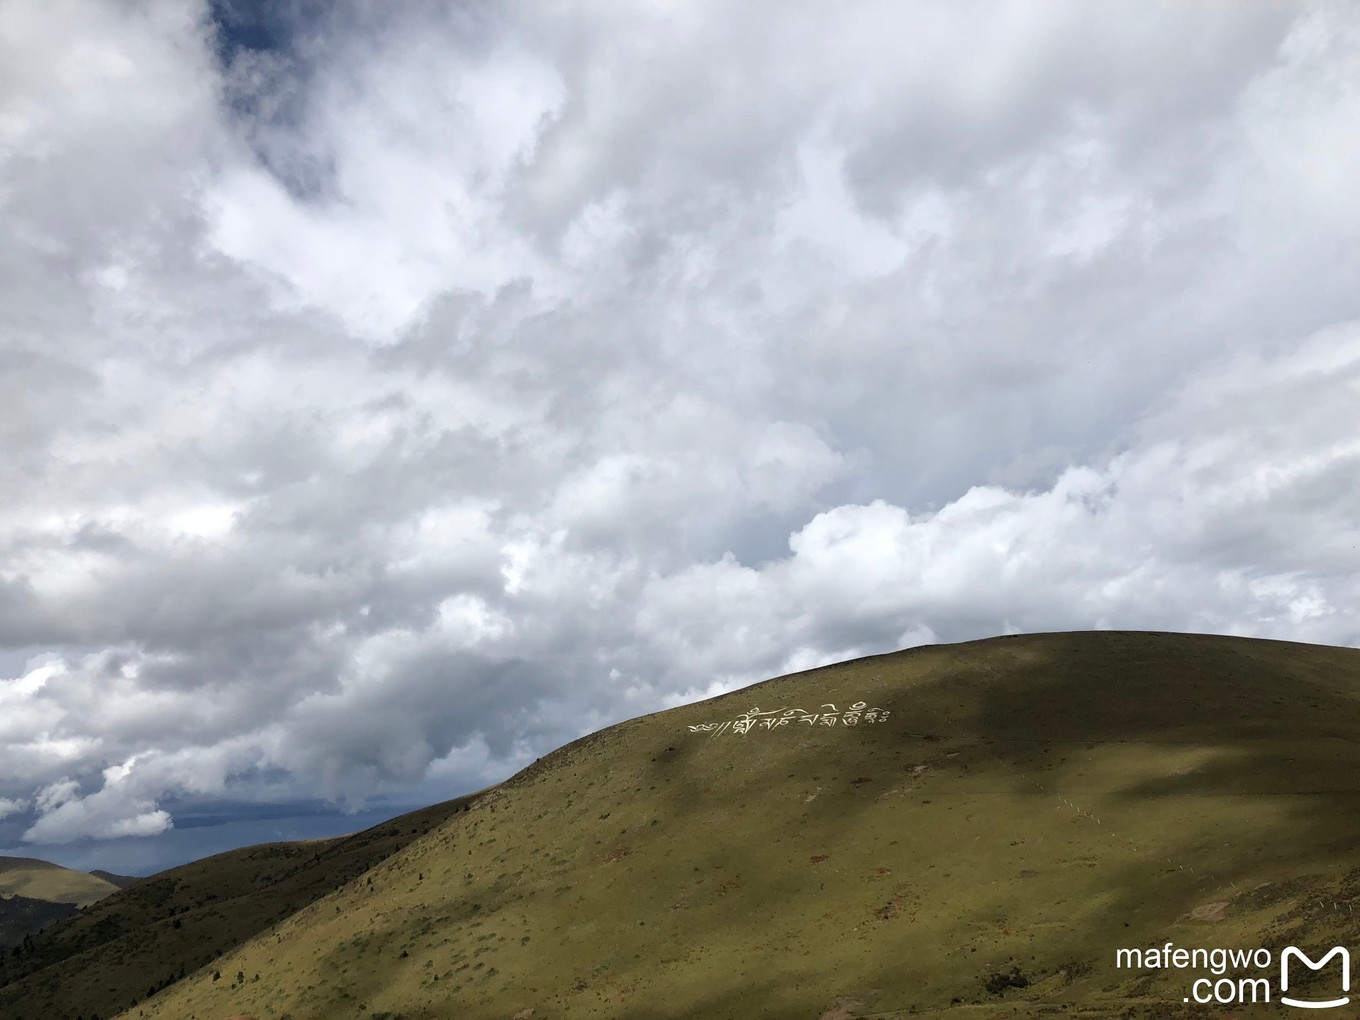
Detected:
left=686, top=702, right=890, bottom=737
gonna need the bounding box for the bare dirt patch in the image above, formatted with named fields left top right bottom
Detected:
left=818, top=995, right=863, bottom=1019
left=1189, top=900, right=1231, bottom=922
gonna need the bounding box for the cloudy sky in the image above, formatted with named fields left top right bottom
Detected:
left=2, top=0, right=1358, bottom=875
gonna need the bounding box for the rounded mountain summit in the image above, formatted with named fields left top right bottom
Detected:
left=8, top=630, right=1360, bottom=1018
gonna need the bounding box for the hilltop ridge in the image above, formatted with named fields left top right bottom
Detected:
left=9, top=630, right=1360, bottom=1018
left=0, top=856, right=121, bottom=907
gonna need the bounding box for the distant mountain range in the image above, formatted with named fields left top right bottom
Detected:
left=4, top=631, right=1360, bottom=1018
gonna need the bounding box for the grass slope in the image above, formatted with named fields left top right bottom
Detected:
left=87, top=631, right=1360, bottom=1017
left=0, top=858, right=123, bottom=952
left=0, top=798, right=469, bottom=1020
left=0, top=857, right=120, bottom=907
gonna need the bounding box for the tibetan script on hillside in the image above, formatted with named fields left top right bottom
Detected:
left=686, top=702, right=889, bottom=737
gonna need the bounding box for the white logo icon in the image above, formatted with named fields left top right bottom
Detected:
left=1281, top=946, right=1350, bottom=1009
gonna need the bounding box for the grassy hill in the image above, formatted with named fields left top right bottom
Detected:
left=0, top=798, right=468, bottom=1020
left=0, top=857, right=121, bottom=907
left=13, top=629, right=1360, bottom=1018
left=0, top=857, right=126, bottom=951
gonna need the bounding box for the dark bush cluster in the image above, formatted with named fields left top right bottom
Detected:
left=983, top=965, right=1030, bottom=996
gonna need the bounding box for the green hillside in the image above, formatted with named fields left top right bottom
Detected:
left=0, top=798, right=468, bottom=1020
left=21, top=630, right=1360, bottom=1018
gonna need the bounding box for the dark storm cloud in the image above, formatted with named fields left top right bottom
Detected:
left=209, top=0, right=337, bottom=199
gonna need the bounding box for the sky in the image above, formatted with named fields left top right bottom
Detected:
left=1, top=0, right=1358, bottom=875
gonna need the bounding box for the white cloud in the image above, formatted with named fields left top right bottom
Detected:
left=24, top=792, right=173, bottom=844
left=1, top=0, right=1358, bottom=851
left=637, top=324, right=1360, bottom=699
left=21, top=758, right=187, bottom=844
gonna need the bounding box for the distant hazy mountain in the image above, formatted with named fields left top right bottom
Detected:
left=6, top=631, right=1360, bottom=1019
left=89, top=870, right=141, bottom=891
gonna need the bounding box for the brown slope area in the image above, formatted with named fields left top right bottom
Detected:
left=0, top=857, right=120, bottom=907
left=110, top=631, right=1360, bottom=1017
left=0, top=796, right=470, bottom=1020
